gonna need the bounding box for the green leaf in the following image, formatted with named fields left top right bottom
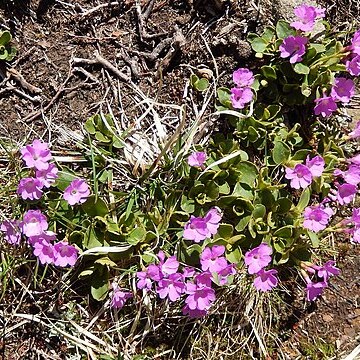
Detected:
left=307, top=230, right=319, bottom=248
left=217, top=87, right=231, bottom=106
left=82, top=195, right=109, bottom=217
left=274, top=225, right=293, bottom=238
left=252, top=204, right=266, bottom=219
left=261, top=65, right=277, bottom=80
left=276, top=197, right=293, bottom=214
left=190, top=74, right=199, bottom=87
left=216, top=224, right=233, bottom=239
left=55, top=170, right=77, bottom=191
left=276, top=20, right=296, bottom=39
left=237, top=161, right=258, bottom=186
left=262, top=27, right=275, bottom=42
left=272, top=141, right=290, bottom=164
left=296, top=187, right=311, bottom=212
left=84, top=226, right=104, bottom=249
left=84, top=118, right=96, bottom=135
left=95, top=256, right=118, bottom=267
left=0, top=31, right=11, bottom=46
left=91, top=266, right=109, bottom=301
left=294, top=63, right=310, bottom=75
left=250, top=37, right=268, bottom=53
left=225, top=247, right=242, bottom=264
left=194, top=78, right=209, bottom=92
left=235, top=215, right=251, bottom=231
left=127, top=227, right=146, bottom=245
left=181, top=195, right=195, bottom=213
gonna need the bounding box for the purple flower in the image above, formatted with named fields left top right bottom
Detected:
left=349, top=154, right=360, bottom=165
left=0, top=220, right=22, bottom=245
left=350, top=29, right=360, bottom=55
left=188, top=151, right=207, bottom=167
left=194, top=271, right=213, bottom=288
left=230, top=87, right=253, bottom=109
left=156, top=273, right=185, bottom=301
left=136, top=270, right=153, bottom=290
left=21, top=210, right=48, bottom=237
left=20, top=139, right=52, bottom=171
left=200, top=245, right=228, bottom=273
left=232, top=68, right=255, bottom=88
left=331, top=77, right=355, bottom=103
left=305, top=278, right=327, bottom=301
left=349, top=121, right=360, bottom=139
left=314, top=96, right=338, bottom=117
left=183, top=207, right=222, bottom=242
left=182, top=304, right=208, bottom=318
left=305, top=155, right=325, bottom=177
left=351, top=208, right=360, bottom=226
left=253, top=268, right=278, bottom=292
left=183, top=266, right=197, bottom=278
left=346, top=55, right=360, bottom=76
left=244, top=243, right=272, bottom=275
left=343, top=165, right=360, bottom=185
left=147, top=263, right=163, bottom=281
left=334, top=183, right=357, bottom=205
left=317, top=260, right=340, bottom=282
left=17, top=177, right=43, bottom=200
left=63, top=179, right=90, bottom=206
left=185, top=282, right=216, bottom=311
left=53, top=241, right=78, bottom=267
left=279, top=36, right=308, bottom=63
left=110, top=283, right=132, bottom=309
left=351, top=227, right=360, bottom=243
left=159, top=254, right=179, bottom=275
left=36, top=163, right=59, bottom=188
left=285, top=164, right=313, bottom=189
left=33, top=239, right=55, bottom=264
left=27, top=230, right=57, bottom=246
left=290, top=4, right=325, bottom=32
left=216, top=264, right=237, bottom=286
left=303, top=205, right=333, bottom=232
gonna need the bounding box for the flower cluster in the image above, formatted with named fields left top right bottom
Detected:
left=135, top=246, right=236, bottom=317
left=302, top=260, right=340, bottom=301
left=244, top=243, right=278, bottom=292
left=230, top=68, right=254, bottom=109
left=285, top=155, right=325, bottom=189
left=183, top=207, right=222, bottom=243
left=18, top=140, right=58, bottom=200
left=0, top=139, right=87, bottom=268
left=346, top=30, right=360, bottom=76
left=314, top=77, right=355, bottom=117
left=290, top=3, right=325, bottom=33
left=110, top=282, right=132, bottom=310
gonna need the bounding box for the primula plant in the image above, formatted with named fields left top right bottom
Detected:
left=2, top=3, right=360, bottom=326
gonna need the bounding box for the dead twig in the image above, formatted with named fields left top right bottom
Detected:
left=7, top=68, right=42, bottom=94
left=72, top=51, right=131, bottom=83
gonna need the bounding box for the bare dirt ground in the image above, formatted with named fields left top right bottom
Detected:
left=1, top=0, right=360, bottom=359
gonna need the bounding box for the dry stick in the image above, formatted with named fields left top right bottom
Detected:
left=73, top=51, right=131, bottom=83
left=78, top=1, right=120, bottom=18
left=22, top=71, right=73, bottom=123
left=7, top=68, right=42, bottom=94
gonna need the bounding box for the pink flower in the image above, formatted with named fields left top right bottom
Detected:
left=351, top=227, right=360, bottom=243
left=230, top=87, right=253, bottom=109
left=53, top=241, right=78, bottom=267
left=188, top=151, right=207, bottom=167
left=279, top=36, right=308, bottom=63
left=330, top=77, right=355, bottom=103
left=156, top=273, right=185, bottom=301
left=216, top=264, right=237, bottom=286
left=285, top=164, right=313, bottom=189
left=200, top=245, right=228, bottom=273
left=20, top=139, right=52, bottom=171
left=290, top=4, right=325, bottom=32
left=21, top=210, right=48, bottom=237
left=314, top=96, right=338, bottom=117
left=159, top=254, right=179, bottom=275
left=0, top=219, right=22, bottom=245
left=17, top=177, right=43, bottom=200
left=305, top=278, right=327, bottom=301
left=182, top=304, right=208, bottom=318
left=36, top=163, right=59, bottom=188
left=244, top=243, right=272, bottom=275
left=305, top=155, right=325, bottom=177
left=27, top=230, right=57, bottom=246
left=33, top=239, right=55, bottom=264
left=334, top=183, right=357, bottom=205
left=232, top=68, right=255, bottom=88
left=346, top=55, right=360, bottom=76
left=63, top=179, right=90, bottom=205
left=110, top=283, right=132, bottom=309
left=183, top=207, right=222, bottom=242
left=317, top=260, right=340, bottom=282
left=350, top=29, right=360, bottom=55
left=343, top=165, right=360, bottom=185
left=253, top=268, right=278, bottom=292
left=185, top=282, right=216, bottom=311
left=303, top=205, right=333, bottom=232
left=349, top=121, right=360, bottom=139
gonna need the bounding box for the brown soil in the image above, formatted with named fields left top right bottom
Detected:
left=1, top=0, right=360, bottom=359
